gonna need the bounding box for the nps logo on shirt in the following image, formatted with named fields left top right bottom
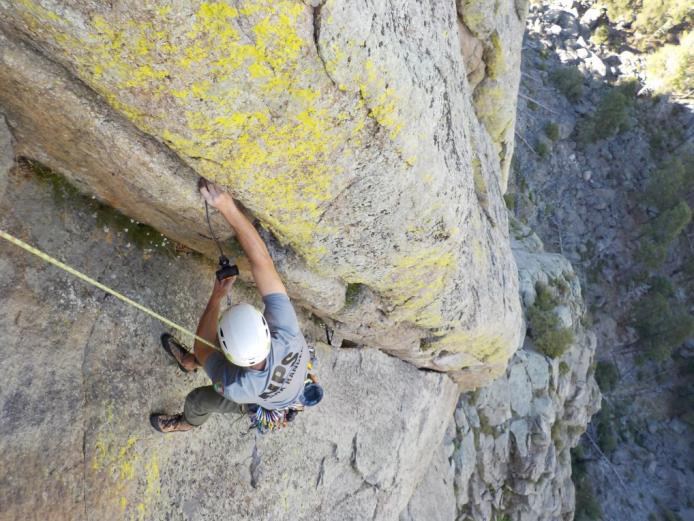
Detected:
left=258, top=351, right=300, bottom=401
left=213, top=381, right=224, bottom=395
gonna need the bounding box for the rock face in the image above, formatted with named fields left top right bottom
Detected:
left=452, top=222, right=600, bottom=521
left=0, top=161, right=459, bottom=521
left=0, top=110, right=600, bottom=521
left=456, top=0, right=528, bottom=187
left=403, top=221, right=601, bottom=521
left=512, top=3, right=694, bottom=520
left=0, top=0, right=528, bottom=382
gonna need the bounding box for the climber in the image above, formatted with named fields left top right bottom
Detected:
left=150, top=179, right=311, bottom=433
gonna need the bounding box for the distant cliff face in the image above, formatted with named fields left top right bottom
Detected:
left=404, top=220, right=601, bottom=521
left=0, top=0, right=527, bottom=384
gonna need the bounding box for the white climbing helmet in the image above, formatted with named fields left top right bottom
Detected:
left=217, top=304, right=271, bottom=367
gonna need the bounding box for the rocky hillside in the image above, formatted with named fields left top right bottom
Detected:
left=0, top=0, right=530, bottom=383
left=0, top=1, right=606, bottom=520
left=510, top=1, right=693, bottom=520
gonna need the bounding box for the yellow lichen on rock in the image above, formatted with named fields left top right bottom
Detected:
left=1, top=0, right=524, bottom=375
left=386, top=247, right=456, bottom=329
left=8, top=0, right=429, bottom=285
left=361, top=59, right=404, bottom=140
left=10, top=1, right=362, bottom=259
left=428, top=329, right=513, bottom=367
left=83, top=403, right=161, bottom=520
left=136, top=454, right=160, bottom=521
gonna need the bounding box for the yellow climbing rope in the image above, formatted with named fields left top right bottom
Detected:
left=0, top=228, right=219, bottom=350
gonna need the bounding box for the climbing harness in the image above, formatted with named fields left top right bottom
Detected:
left=246, top=345, right=324, bottom=435
left=0, top=229, right=220, bottom=349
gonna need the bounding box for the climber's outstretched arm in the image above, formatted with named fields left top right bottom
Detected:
left=199, top=180, right=287, bottom=297
left=193, top=276, right=235, bottom=365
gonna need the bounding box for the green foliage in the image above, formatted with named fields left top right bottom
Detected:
left=650, top=201, right=693, bottom=239
left=344, top=283, right=364, bottom=308
left=637, top=201, right=692, bottom=268
left=597, top=422, right=618, bottom=453
left=669, top=359, right=694, bottom=420
left=527, top=282, right=575, bottom=358
left=581, top=310, right=594, bottom=328
left=630, top=288, right=694, bottom=362
left=595, top=361, right=620, bottom=392
left=600, top=0, right=693, bottom=46
left=550, top=66, right=584, bottom=102
left=648, top=275, right=674, bottom=297
left=591, top=24, right=611, bottom=46
left=536, top=140, right=551, bottom=157
left=544, top=121, right=560, bottom=141
left=637, top=155, right=693, bottom=268
left=559, top=361, right=571, bottom=375
left=599, top=0, right=634, bottom=21
left=646, top=31, right=694, bottom=95
left=640, top=158, right=693, bottom=213
left=650, top=507, right=685, bottom=521
left=572, top=447, right=603, bottom=520
left=636, top=241, right=668, bottom=269
left=663, top=510, right=684, bottom=521
left=633, top=0, right=693, bottom=40
left=550, top=276, right=572, bottom=296
left=670, top=376, right=694, bottom=420
left=551, top=421, right=565, bottom=449
left=478, top=412, right=495, bottom=436
left=576, top=87, right=635, bottom=143
left=537, top=328, right=575, bottom=358
left=504, top=193, right=516, bottom=211
left=596, top=402, right=618, bottom=453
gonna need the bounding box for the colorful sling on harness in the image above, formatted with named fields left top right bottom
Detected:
left=247, top=345, right=323, bottom=434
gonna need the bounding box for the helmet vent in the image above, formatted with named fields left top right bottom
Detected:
left=261, top=317, right=267, bottom=326
left=222, top=340, right=228, bottom=349
left=219, top=328, right=225, bottom=338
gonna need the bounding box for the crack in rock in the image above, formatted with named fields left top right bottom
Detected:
left=311, top=1, right=337, bottom=89
left=249, top=442, right=262, bottom=489
left=316, top=456, right=326, bottom=488
left=310, top=1, right=412, bottom=168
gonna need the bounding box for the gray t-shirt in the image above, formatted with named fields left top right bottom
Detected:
left=204, top=293, right=310, bottom=410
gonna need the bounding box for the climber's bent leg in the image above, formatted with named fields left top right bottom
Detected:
left=183, top=385, right=241, bottom=426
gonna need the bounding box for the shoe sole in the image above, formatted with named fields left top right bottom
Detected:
left=149, top=413, right=193, bottom=433
left=160, top=333, right=195, bottom=373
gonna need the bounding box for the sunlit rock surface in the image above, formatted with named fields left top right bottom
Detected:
left=0, top=0, right=528, bottom=380
left=0, top=161, right=459, bottom=521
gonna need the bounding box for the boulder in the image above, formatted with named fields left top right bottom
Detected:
left=580, top=7, right=606, bottom=31
left=584, top=54, right=607, bottom=77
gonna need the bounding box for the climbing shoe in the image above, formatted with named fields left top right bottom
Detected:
left=150, top=413, right=194, bottom=433
left=160, top=333, right=198, bottom=373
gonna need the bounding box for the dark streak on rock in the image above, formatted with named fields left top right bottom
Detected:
left=250, top=442, right=262, bottom=489
left=316, top=456, right=326, bottom=488
left=312, top=1, right=338, bottom=89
